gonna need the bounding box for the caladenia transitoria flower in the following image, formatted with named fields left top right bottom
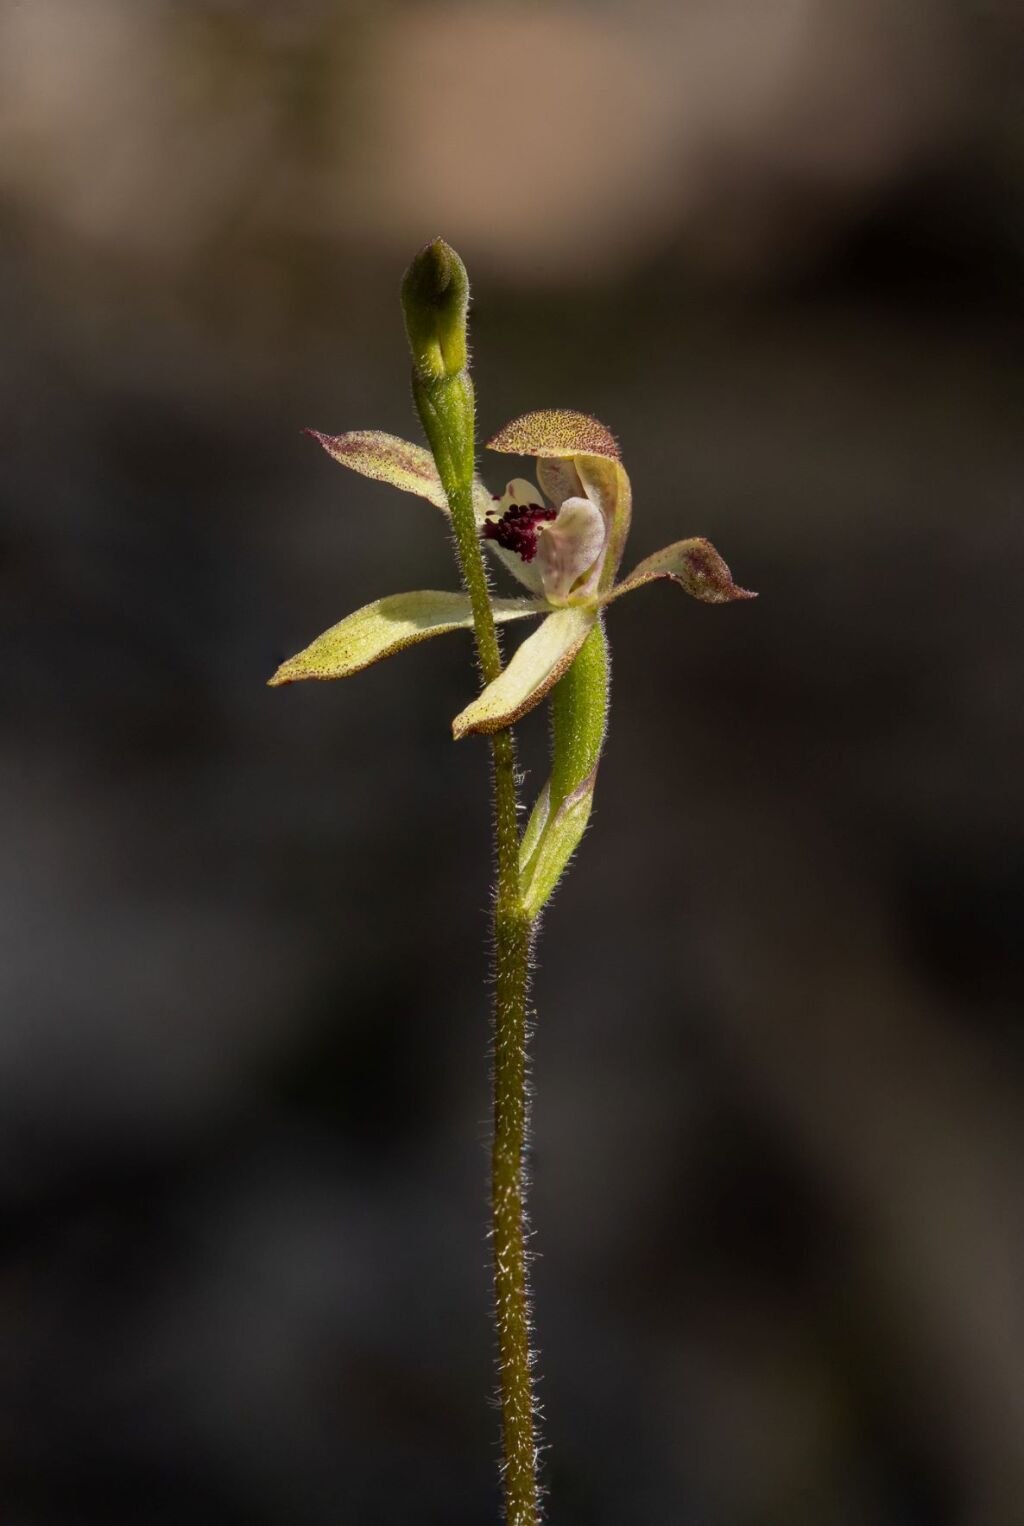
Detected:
left=270, top=411, right=754, bottom=913
left=268, top=240, right=754, bottom=1525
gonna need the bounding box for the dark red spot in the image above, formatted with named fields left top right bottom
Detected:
left=482, top=502, right=556, bottom=563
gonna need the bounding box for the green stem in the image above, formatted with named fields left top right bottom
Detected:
left=411, top=374, right=540, bottom=1525
left=491, top=896, right=537, bottom=1525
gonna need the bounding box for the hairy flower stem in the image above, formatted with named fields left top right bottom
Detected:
left=491, top=897, right=537, bottom=1525
left=431, top=465, right=540, bottom=1525
left=406, top=246, right=540, bottom=1521
left=433, top=466, right=540, bottom=1526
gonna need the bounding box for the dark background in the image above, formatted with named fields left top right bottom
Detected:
left=2, top=2, right=1022, bottom=1522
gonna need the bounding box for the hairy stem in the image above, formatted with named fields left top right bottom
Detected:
left=412, top=375, right=540, bottom=1524
left=491, top=895, right=537, bottom=1524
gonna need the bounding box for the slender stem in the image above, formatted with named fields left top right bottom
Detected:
left=491, top=895, right=537, bottom=1525
left=412, top=377, right=541, bottom=1524
left=491, top=630, right=610, bottom=1513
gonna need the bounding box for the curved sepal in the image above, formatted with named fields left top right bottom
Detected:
left=308, top=428, right=494, bottom=525
left=576, top=457, right=632, bottom=592
left=268, top=591, right=540, bottom=686
left=487, top=410, right=620, bottom=462
left=451, top=606, right=596, bottom=739
left=306, top=430, right=450, bottom=509
left=604, top=538, right=756, bottom=605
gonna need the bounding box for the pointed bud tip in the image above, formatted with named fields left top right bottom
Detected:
left=404, top=237, right=464, bottom=298
left=401, top=238, right=470, bottom=382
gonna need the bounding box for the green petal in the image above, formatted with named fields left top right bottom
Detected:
left=268, top=591, right=540, bottom=686
left=487, top=410, right=620, bottom=462
left=451, top=606, right=596, bottom=739
left=603, top=538, right=756, bottom=605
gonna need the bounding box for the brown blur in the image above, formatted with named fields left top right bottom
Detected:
left=2, top=2, right=1022, bottom=1523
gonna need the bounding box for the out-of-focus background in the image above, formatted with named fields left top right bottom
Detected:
left=2, top=1, right=1022, bottom=1522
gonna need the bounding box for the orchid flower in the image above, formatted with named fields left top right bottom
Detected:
left=268, top=408, right=754, bottom=742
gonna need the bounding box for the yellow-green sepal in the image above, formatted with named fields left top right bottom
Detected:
left=451, top=606, right=596, bottom=739
left=269, top=591, right=540, bottom=686
left=307, top=429, right=493, bottom=524
left=307, top=430, right=450, bottom=509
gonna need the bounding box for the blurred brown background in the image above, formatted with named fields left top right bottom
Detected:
left=1, top=1, right=1022, bottom=1522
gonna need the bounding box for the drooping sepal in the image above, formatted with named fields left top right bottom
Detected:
left=451, top=606, right=596, bottom=738
left=268, top=591, right=540, bottom=686
left=519, top=619, right=609, bottom=919
left=605, top=538, right=756, bottom=605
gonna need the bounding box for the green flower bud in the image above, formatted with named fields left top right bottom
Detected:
left=401, top=237, right=470, bottom=383
left=402, top=240, right=475, bottom=501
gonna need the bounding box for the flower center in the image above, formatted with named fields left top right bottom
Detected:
left=482, top=499, right=557, bottom=563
